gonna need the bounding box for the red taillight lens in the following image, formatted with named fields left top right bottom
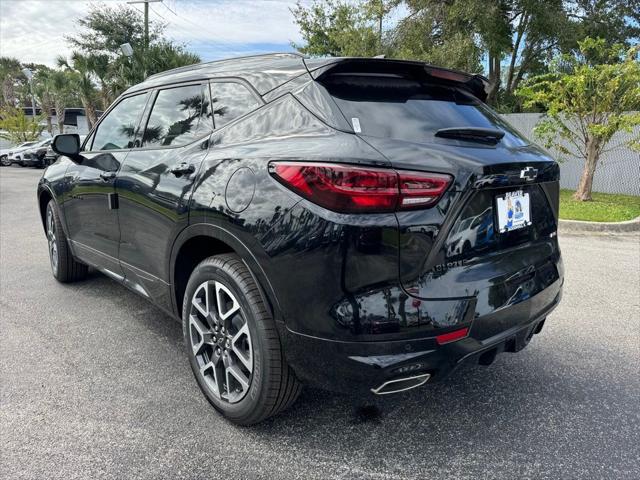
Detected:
left=435, top=327, right=469, bottom=345
left=270, top=162, right=452, bottom=213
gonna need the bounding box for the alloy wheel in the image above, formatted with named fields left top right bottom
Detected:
left=46, top=207, right=58, bottom=274
left=188, top=280, right=253, bottom=404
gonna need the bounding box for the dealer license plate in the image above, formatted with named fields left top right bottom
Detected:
left=496, top=190, right=531, bottom=233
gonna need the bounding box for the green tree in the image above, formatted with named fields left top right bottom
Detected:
left=57, top=53, right=99, bottom=128
left=364, top=0, right=396, bottom=50
left=85, top=54, right=113, bottom=110
left=517, top=38, right=640, bottom=201
left=66, top=3, right=162, bottom=56
left=0, top=57, right=22, bottom=108
left=32, top=67, right=55, bottom=134
left=66, top=3, right=199, bottom=98
left=291, top=1, right=640, bottom=108
left=0, top=107, right=44, bottom=143
left=291, top=0, right=382, bottom=57
left=564, top=1, right=640, bottom=51
left=47, top=70, right=75, bottom=134
left=389, top=0, right=485, bottom=73
left=111, top=41, right=200, bottom=94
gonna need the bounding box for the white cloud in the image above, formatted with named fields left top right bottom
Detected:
left=0, top=0, right=307, bottom=66
left=0, top=0, right=90, bottom=66
left=159, top=0, right=304, bottom=45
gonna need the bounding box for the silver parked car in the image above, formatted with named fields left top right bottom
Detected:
left=22, top=139, right=54, bottom=168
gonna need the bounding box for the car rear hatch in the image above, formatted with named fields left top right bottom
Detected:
left=308, top=59, right=563, bottom=340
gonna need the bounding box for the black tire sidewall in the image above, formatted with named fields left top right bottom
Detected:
left=182, top=259, right=270, bottom=422
left=46, top=201, right=61, bottom=279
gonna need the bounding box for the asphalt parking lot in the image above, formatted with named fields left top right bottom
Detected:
left=1, top=166, right=639, bottom=480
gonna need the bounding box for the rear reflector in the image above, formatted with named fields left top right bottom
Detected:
left=269, top=162, right=452, bottom=213
left=435, top=327, right=469, bottom=345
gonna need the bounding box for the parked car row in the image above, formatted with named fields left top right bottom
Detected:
left=1, top=141, right=37, bottom=167
left=1, top=136, right=84, bottom=168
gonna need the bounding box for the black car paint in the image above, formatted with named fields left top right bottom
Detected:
left=38, top=54, right=563, bottom=395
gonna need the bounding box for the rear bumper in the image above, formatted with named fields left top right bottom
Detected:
left=281, top=279, right=562, bottom=396
left=21, top=157, right=41, bottom=166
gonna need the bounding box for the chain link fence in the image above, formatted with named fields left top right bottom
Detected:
left=503, top=113, right=640, bottom=196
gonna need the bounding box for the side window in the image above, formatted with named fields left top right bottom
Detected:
left=143, top=84, right=212, bottom=147
left=210, top=82, right=260, bottom=129
left=92, top=93, right=149, bottom=151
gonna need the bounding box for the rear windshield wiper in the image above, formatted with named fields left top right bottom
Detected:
left=435, top=127, right=505, bottom=144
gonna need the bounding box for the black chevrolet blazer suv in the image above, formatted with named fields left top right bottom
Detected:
left=38, top=53, right=563, bottom=424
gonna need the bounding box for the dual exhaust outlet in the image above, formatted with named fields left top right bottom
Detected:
left=371, top=373, right=431, bottom=395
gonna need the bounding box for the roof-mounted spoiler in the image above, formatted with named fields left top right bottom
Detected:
left=305, top=57, right=490, bottom=102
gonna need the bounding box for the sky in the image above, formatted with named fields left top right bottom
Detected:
left=0, top=0, right=309, bottom=66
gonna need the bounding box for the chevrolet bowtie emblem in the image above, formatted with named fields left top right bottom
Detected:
left=520, top=167, right=538, bottom=181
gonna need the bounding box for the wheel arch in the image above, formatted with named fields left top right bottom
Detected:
left=170, top=223, right=282, bottom=323
left=37, top=186, right=55, bottom=233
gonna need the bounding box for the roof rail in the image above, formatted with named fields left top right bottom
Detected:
left=144, top=52, right=305, bottom=82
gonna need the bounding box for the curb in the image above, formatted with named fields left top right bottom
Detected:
left=558, top=216, right=640, bottom=234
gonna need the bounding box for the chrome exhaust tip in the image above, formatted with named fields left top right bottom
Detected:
left=370, top=373, right=431, bottom=395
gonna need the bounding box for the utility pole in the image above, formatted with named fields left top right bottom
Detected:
left=126, top=0, right=162, bottom=50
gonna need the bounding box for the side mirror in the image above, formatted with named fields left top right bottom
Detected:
left=52, top=134, right=81, bottom=159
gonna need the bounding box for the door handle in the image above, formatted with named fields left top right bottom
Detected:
left=170, top=162, right=195, bottom=176
left=100, top=171, right=117, bottom=181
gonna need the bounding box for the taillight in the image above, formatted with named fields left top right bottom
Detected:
left=269, top=162, right=452, bottom=213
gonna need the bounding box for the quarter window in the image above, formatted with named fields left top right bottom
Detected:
left=143, top=84, right=212, bottom=147
left=210, top=82, right=260, bottom=129
left=92, top=93, right=149, bottom=151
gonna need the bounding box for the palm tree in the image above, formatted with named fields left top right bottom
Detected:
left=111, top=41, right=200, bottom=97
left=0, top=57, right=22, bottom=108
left=33, top=70, right=55, bottom=134
left=85, top=53, right=113, bottom=110
left=57, top=52, right=99, bottom=128
left=48, top=70, right=73, bottom=134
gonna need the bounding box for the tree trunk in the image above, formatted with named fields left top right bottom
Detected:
left=505, top=13, right=528, bottom=97
left=45, top=115, right=53, bottom=135
left=378, top=10, right=383, bottom=49
left=101, top=87, right=110, bottom=111
left=82, top=98, right=97, bottom=129
left=574, top=136, right=600, bottom=201
left=487, top=54, right=501, bottom=105
left=55, top=101, right=65, bottom=134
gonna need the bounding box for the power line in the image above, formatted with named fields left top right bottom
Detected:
left=159, top=1, right=213, bottom=32
left=149, top=4, right=167, bottom=21
left=161, top=0, right=178, bottom=16
left=127, top=0, right=163, bottom=49
left=154, top=2, right=244, bottom=51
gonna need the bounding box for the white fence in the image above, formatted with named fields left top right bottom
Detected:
left=503, top=113, right=640, bottom=196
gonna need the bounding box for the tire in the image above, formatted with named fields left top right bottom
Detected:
left=0, top=155, right=9, bottom=167
left=182, top=254, right=301, bottom=425
left=45, top=200, right=88, bottom=283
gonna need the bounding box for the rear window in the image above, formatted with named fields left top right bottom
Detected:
left=322, top=75, right=528, bottom=147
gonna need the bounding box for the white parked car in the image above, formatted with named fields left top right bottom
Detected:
left=2, top=141, right=39, bottom=166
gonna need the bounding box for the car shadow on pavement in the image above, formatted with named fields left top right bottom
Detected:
left=245, top=341, right=632, bottom=469
left=70, top=269, right=634, bottom=476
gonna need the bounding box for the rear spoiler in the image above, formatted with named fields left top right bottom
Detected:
left=304, top=57, right=489, bottom=102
